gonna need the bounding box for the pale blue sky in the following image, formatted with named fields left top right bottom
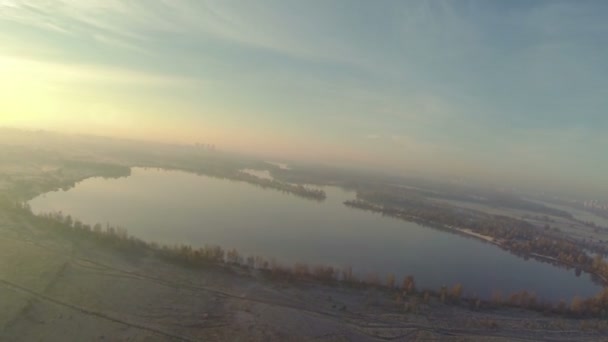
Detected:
left=1, top=0, right=607, bottom=195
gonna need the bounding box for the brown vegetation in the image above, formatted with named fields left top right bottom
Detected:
left=402, top=275, right=416, bottom=294
left=450, top=283, right=463, bottom=302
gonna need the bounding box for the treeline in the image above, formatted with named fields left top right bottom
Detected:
left=13, top=202, right=608, bottom=319
left=355, top=184, right=574, bottom=219
left=152, top=164, right=327, bottom=201
left=233, top=171, right=326, bottom=201
left=7, top=161, right=131, bottom=202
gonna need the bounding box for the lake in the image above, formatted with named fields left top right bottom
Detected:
left=29, top=167, right=602, bottom=300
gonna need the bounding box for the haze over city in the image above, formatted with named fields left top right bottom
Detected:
left=1, top=0, right=607, bottom=196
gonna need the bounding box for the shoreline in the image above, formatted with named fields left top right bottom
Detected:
left=23, top=167, right=606, bottom=300
left=19, top=202, right=608, bottom=318
left=343, top=199, right=608, bottom=289
left=7, top=159, right=608, bottom=319
left=3, top=213, right=608, bottom=341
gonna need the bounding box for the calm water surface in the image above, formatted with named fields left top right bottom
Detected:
left=29, top=168, right=602, bottom=300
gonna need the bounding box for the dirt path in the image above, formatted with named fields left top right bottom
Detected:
left=0, top=277, right=197, bottom=342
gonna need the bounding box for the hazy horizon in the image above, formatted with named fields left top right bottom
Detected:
left=1, top=1, right=607, bottom=197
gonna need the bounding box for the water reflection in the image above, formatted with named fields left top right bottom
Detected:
left=29, top=168, right=602, bottom=300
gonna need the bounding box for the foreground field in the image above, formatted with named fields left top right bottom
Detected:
left=2, top=206, right=608, bottom=341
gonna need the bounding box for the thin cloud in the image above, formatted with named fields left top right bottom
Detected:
left=0, top=56, right=200, bottom=88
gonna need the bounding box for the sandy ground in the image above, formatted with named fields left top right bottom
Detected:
left=1, top=210, right=608, bottom=341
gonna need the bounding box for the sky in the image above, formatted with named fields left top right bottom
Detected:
left=0, top=0, right=607, bottom=196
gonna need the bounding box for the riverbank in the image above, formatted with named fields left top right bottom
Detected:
left=18, top=202, right=608, bottom=320
left=344, top=199, right=608, bottom=290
